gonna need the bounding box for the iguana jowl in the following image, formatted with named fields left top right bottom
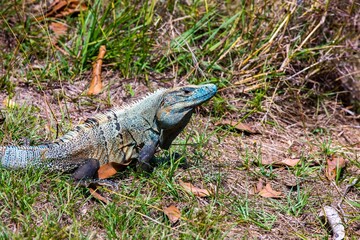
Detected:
left=0, top=84, right=217, bottom=180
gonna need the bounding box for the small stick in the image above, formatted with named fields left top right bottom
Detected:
left=88, top=45, right=106, bottom=95
left=319, top=206, right=345, bottom=240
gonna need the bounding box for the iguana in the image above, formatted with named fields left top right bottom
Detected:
left=0, top=84, right=217, bottom=182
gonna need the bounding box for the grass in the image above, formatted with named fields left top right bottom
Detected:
left=1, top=0, right=359, bottom=239
left=0, top=103, right=45, bottom=144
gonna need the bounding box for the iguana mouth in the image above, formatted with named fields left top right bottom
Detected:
left=194, top=90, right=216, bottom=105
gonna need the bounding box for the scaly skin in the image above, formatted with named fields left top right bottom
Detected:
left=0, top=84, right=217, bottom=179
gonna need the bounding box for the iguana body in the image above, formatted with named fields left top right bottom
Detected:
left=0, top=84, right=217, bottom=180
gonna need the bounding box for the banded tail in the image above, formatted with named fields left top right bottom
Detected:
left=0, top=146, right=48, bottom=168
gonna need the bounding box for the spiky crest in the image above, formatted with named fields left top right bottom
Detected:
left=55, top=88, right=166, bottom=143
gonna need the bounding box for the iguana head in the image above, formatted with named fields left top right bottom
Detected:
left=156, top=84, right=217, bottom=149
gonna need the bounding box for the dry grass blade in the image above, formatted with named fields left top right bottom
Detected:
left=2, top=98, right=17, bottom=108
left=163, top=205, right=181, bottom=223
left=88, top=45, right=106, bottom=95
left=179, top=180, right=211, bottom=197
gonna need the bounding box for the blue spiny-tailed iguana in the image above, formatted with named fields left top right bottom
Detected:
left=0, top=84, right=217, bottom=181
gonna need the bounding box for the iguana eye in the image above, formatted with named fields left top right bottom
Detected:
left=182, top=87, right=193, bottom=95
left=160, top=99, right=165, bottom=107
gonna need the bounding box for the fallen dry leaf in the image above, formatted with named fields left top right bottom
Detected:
left=49, top=22, right=68, bottom=36
left=280, top=158, right=301, bottom=167
left=88, top=45, right=106, bottom=95
left=97, top=162, right=128, bottom=179
left=256, top=178, right=265, bottom=193
left=37, top=0, right=88, bottom=21
left=179, top=180, right=211, bottom=197
left=215, top=119, right=258, bottom=134
left=97, top=163, right=117, bottom=179
left=261, top=158, right=300, bottom=167
left=325, top=156, right=347, bottom=181
left=250, top=178, right=265, bottom=195
left=49, top=21, right=68, bottom=45
left=258, top=183, right=283, bottom=198
left=163, top=205, right=181, bottom=223
left=89, top=187, right=109, bottom=204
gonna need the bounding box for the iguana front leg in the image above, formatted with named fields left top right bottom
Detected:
left=137, top=139, right=159, bottom=172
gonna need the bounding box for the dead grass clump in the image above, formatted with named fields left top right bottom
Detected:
left=281, top=0, right=359, bottom=112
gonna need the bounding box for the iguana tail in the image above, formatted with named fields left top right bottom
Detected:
left=0, top=146, right=48, bottom=168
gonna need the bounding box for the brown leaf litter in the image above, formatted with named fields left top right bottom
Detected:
left=261, top=157, right=301, bottom=167
left=36, top=0, right=88, bottom=21
left=163, top=205, right=181, bottom=223
left=258, top=182, right=283, bottom=198
left=325, top=156, right=347, bottom=181
left=179, top=180, right=212, bottom=197
left=215, top=119, right=259, bottom=134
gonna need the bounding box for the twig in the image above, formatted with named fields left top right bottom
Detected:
left=320, top=206, right=345, bottom=240
left=88, top=45, right=106, bottom=95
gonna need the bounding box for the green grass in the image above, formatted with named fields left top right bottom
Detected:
left=0, top=103, right=45, bottom=144
left=1, top=108, right=359, bottom=238
left=1, top=0, right=359, bottom=238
